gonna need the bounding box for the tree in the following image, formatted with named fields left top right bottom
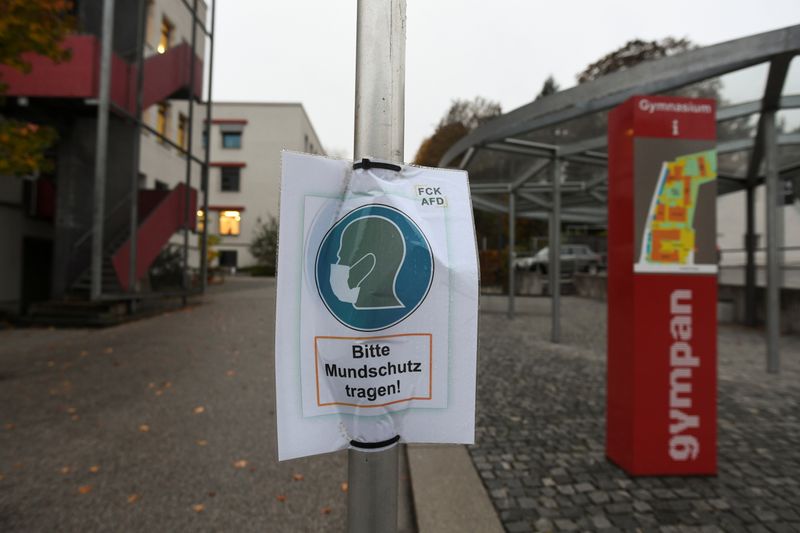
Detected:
left=250, top=216, right=279, bottom=275
left=0, top=0, right=75, bottom=177
left=535, top=75, right=560, bottom=100
left=576, top=38, right=692, bottom=84
left=413, top=96, right=501, bottom=166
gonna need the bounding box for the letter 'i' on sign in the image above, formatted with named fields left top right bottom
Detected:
left=607, top=96, right=718, bottom=476
left=273, top=151, right=480, bottom=461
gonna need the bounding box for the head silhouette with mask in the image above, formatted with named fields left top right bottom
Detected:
left=329, top=216, right=406, bottom=309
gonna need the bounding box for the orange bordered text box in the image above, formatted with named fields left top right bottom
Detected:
left=314, top=333, right=433, bottom=408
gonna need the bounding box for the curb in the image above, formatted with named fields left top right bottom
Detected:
left=407, top=444, right=504, bottom=533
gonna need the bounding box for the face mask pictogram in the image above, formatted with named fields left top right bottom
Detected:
left=330, top=217, right=406, bottom=310
left=329, top=254, right=375, bottom=304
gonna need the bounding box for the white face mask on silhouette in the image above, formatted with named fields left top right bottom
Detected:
left=329, top=254, right=375, bottom=304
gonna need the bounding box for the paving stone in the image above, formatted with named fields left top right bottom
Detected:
left=467, top=295, right=800, bottom=533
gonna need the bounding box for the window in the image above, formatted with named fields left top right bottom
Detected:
left=219, top=250, right=238, bottom=268
left=201, top=128, right=208, bottom=148
left=156, top=102, right=169, bottom=142
left=222, top=131, right=241, bottom=149
left=155, top=179, right=169, bottom=191
left=219, top=210, right=241, bottom=236
left=158, top=16, right=173, bottom=54
left=177, top=113, right=187, bottom=149
left=145, top=1, right=155, bottom=48
left=196, top=209, right=205, bottom=233
left=220, top=167, right=240, bottom=191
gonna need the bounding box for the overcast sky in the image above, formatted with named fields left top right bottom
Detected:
left=210, top=1, right=800, bottom=160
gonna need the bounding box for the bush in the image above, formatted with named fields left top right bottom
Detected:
left=250, top=216, right=279, bottom=273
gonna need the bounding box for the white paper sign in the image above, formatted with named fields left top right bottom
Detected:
left=275, top=152, right=479, bottom=461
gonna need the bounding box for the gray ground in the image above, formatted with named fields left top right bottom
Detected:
left=3, top=279, right=799, bottom=532
left=474, top=295, right=800, bottom=532
left=0, top=277, right=346, bottom=532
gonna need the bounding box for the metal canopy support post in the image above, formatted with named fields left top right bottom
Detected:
left=90, top=0, right=115, bottom=301
left=348, top=1, right=405, bottom=532
left=127, top=0, right=148, bottom=310
left=764, top=111, right=781, bottom=373
left=550, top=156, right=561, bottom=343
left=745, top=185, right=756, bottom=326
left=200, top=0, right=216, bottom=291
left=508, top=191, right=516, bottom=318
left=744, top=54, right=792, bottom=327
left=182, top=0, right=199, bottom=305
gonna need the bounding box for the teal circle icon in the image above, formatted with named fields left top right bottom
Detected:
left=315, top=204, right=434, bottom=331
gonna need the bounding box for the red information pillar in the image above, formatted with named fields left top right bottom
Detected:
left=607, top=96, right=717, bottom=475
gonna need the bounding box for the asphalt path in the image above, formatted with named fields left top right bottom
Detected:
left=0, top=277, right=347, bottom=532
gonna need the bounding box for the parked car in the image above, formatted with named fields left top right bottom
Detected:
left=529, top=245, right=602, bottom=275
left=513, top=252, right=535, bottom=270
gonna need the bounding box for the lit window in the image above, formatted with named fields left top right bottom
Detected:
left=222, top=131, right=241, bottom=149
left=156, top=102, right=169, bottom=142
left=220, top=167, right=240, bottom=191
left=158, top=17, right=173, bottom=54
left=177, top=113, right=187, bottom=149
left=196, top=209, right=205, bottom=233
left=219, top=210, right=240, bottom=236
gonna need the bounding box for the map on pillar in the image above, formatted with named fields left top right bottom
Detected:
left=635, top=150, right=717, bottom=273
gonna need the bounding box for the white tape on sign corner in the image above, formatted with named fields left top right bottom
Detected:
left=275, top=151, right=479, bottom=461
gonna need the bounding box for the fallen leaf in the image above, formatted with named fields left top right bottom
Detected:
left=148, top=382, right=156, bottom=389
left=320, top=506, right=332, bottom=515
left=89, top=465, right=100, bottom=473
left=249, top=467, right=256, bottom=473
left=208, top=491, right=216, bottom=498
left=112, top=361, right=121, bottom=367
left=47, top=361, right=55, bottom=368
left=127, top=493, right=140, bottom=504
left=103, top=347, right=113, bottom=354
left=292, top=473, right=304, bottom=481
left=4, top=423, right=15, bottom=431
left=71, top=415, right=80, bottom=422
left=66, top=407, right=77, bottom=414
left=225, top=370, right=236, bottom=377
left=196, top=439, right=208, bottom=446
left=154, top=390, right=163, bottom=397
left=340, top=482, right=348, bottom=493
left=233, top=459, right=248, bottom=469
left=79, top=350, right=89, bottom=357
left=163, top=381, right=172, bottom=389
left=139, top=424, right=150, bottom=433
left=193, top=406, right=205, bottom=414
left=49, top=388, right=59, bottom=396
left=13, top=463, right=24, bottom=470
left=276, top=495, right=286, bottom=502
left=78, top=485, right=92, bottom=495
left=0, top=473, right=4, bottom=481
left=60, top=466, right=71, bottom=475
left=192, top=503, right=205, bottom=513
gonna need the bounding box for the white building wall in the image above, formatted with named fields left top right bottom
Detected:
left=717, top=187, right=800, bottom=272
left=202, top=102, right=324, bottom=268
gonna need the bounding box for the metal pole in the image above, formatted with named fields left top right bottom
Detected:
left=744, top=184, right=756, bottom=326
left=508, top=191, right=515, bottom=318
left=199, top=0, right=216, bottom=292
left=550, top=156, right=561, bottom=343
left=764, top=111, right=780, bottom=373
left=127, top=0, right=147, bottom=308
left=182, top=0, right=199, bottom=304
left=349, top=1, right=405, bottom=532
left=90, top=0, right=115, bottom=301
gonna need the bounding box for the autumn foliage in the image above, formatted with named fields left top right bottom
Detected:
left=0, top=0, right=75, bottom=177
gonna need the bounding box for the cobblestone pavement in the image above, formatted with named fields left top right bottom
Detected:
left=0, top=278, right=347, bottom=532
left=472, top=296, right=800, bottom=533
